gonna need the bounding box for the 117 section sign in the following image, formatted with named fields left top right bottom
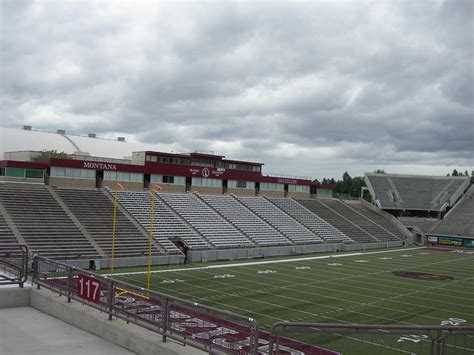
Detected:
left=77, top=274, right=101, bottom=304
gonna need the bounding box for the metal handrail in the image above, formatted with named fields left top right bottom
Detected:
left=0, top=244, right=29, bottom=288
left=268, top=322, right=474, bottom=355
left=32, top=255, right=259, bottom=354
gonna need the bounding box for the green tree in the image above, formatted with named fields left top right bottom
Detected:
left=342, top=171, right=353, bottom=195
left=351, top=176, right=365, bottom=198
left=332, top=172, right=366, bottom=198
left=32, top=150, right=70, bottom=162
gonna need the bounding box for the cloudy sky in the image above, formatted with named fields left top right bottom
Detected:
left=1, top=0, right=473, bottom=180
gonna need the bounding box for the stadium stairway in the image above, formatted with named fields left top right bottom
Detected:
left=103, top=189, right=169, bottom=255
left=54, top=187, right=164, bottom=258
left=0, top=208, right=20, bottom=244
left=234, top=195, right=324, bottom=245
left=195, top=193, right=292, bottom=247
left=0, top=182, right=100, bottom=260
left=296, top=199, right=378, bottom=244
left=431, top=185, right=474, bottom=238
left=47, top=186, right=105, bottom=256
left=266, top=196, right=354, bottom=243
left=334, top=201, right=403, bottom=241
left=158, top=192, right=256, bottom=249
left=386, top=176, right=403, bottom=205
left=115, top=189, right=204, bottom=253
left=153, top=192, right=214, bottom=250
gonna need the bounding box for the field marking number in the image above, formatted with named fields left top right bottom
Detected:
left=257, top=270, right=276, bottom=274
left=397, top=334, right=429, bottom=343
left=161, top=279, right=185, bottom=284
left=213, top=274, right=235, bottom=279
left=441, top=318, right=466, bottom=326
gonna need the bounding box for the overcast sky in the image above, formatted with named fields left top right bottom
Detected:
left=1, top=0, right=473, bottom=180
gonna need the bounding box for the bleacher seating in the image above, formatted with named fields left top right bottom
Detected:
left=268, top=197, right=353, bottom=243
left=391, top=177, right=447, bottom=209
left=431, top=186, right=474, bottom=237
left=116, top=190, right=206, bottom=252
left=318, top=199, right=402, bottom=242
left=198, top=193, right=291, bottom=246
left=443, top=179, right=467, bottom=204
left=296, top=199, right=377, bottom=243
left=235, top=196, right=324, bottom=244
left=345, top=203, right=404, bottom=241
left=55, top=188, right=161, bottom=257
left=159, top=192, right=255, bottom=248
left=0, top=182, right=416, bottom=261
left=365, top=174, right=469, bottom=211
left=365, top=175, right=397, bottom=207
left=0, top=213, right=18, bottom=244
left=0, top=183, right=98, bottom=259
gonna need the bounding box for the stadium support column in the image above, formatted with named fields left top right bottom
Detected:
left=147, top=184, right=162, bottom=289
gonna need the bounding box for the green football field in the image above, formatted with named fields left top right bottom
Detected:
left=113, top=247, right=474, bottom=354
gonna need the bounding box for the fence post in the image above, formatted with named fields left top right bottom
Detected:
left=268, top=323, right=280, bottom=355
left=20, top=246, right=28, bottom=288
left=32, top=256, right=40, bottom=290
left=108, top=279, right=114, bottom=321
left=67, top=267, right=73, bottom=303
left=432, top=329, right=445, bottom=355
left=162, top=297, right=169, bottom=343
left=249, top=317, right=259, bottom=355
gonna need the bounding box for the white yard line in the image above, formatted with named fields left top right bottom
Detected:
left=118, top=271, right=473, bottom=353
left=110, top=246, right=426, bottom=276
left=166, top=259, right=474, bottom=325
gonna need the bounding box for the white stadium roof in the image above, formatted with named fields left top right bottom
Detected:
left=0, top=127, right=167, bottom=160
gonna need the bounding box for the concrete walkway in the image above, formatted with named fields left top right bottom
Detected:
left=0, top=306, right=136, bottom=355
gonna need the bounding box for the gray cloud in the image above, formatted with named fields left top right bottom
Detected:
left=1, top=0, right=473, bottom=179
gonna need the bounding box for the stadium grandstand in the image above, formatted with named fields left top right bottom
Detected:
left=364, top=172, right=474, bottom=249
left=0, top=126, right=414, bottom=267
left=364, top=173, right=470, bottom=217
left=1, top=125, right=473, bottom=264
left=1, top=125, right=473, bottom=354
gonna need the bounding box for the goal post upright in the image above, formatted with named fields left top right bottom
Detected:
left=147, top=184, right=162, bottom=289
left=110, top=182, right=124, bottom=278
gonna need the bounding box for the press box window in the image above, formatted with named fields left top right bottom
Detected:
left=237, top=181, right=246, bottom=188
left=163, top=176, right=174, bottom=184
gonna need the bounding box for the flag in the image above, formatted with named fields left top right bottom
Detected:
left=154, top=184, right=162, bottom=191
left=116, top=182, right=124, bottom=190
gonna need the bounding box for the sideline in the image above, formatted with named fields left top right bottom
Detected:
left=110, top=246, right=425, bottom=276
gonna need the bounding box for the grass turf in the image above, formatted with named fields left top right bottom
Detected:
left=113, top=247, right=474, bottom=354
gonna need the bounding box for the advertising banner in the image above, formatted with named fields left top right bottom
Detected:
left=427, top=236, right=438, bottom=244
left=438, top=236, right=463, bottom=247
left=463, top=239, right=474, bottom=248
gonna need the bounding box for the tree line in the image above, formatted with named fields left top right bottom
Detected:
left=313, top=171, right=366, bottom=198
left=447, top=169, right=472, bottom=177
